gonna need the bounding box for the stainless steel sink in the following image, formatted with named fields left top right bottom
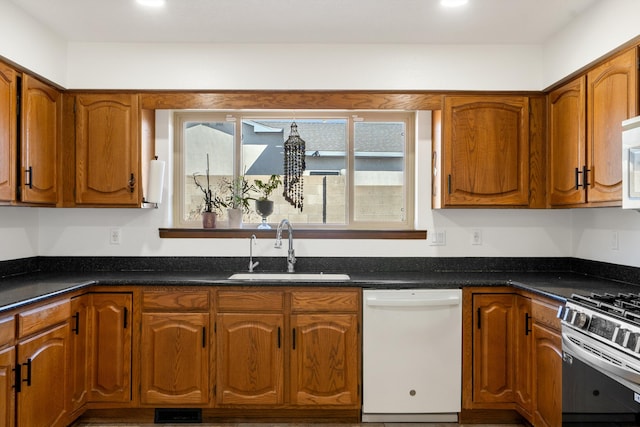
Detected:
left=227, top=273, right=350, bottom=281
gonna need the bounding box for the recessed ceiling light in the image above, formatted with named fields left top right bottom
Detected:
left=136, top=0, right=166, bottom=8
left=440, top=0, right=469, bottom=7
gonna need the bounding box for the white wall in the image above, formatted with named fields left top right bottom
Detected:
left=0, top=0, right=67, bottom=85
left=1, top=0, right=639, bottom=265
left=0, top=207, right=39, bottom=261
left=36, top=110, right=573, bottom=259
left=542, top=0, right=640, bottom=88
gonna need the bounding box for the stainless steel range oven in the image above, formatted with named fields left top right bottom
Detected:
left=560, top=293, right=640, bottom=425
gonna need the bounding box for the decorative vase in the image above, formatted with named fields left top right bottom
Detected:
left=255, top=199, right=274, bottom=229
left=202, top=211, right=216, bottom=228
left=227, top=208, right=243, bottom=228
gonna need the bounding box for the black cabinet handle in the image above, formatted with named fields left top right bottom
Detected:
left=12, top=365, right=21, bottom=392
left=72, top=312, right=80, bottom=335
left=292, top=328, right=296, bottom=350
left=477, top=308, right=481, bottom=329
left=25, top=166, right=33, bottom=189
left=277, top=327, right=281, bottom=348
left=575, top=167, right=582, bottom=189
left=202, top=327, right=206, bottom=348
left=123, top=307, right=128, bottom=329
left=525, top=313, right=532, bottom=336
left=22, top=359, right=32, bottom=386
left=583, top=165, right=591, bottom=187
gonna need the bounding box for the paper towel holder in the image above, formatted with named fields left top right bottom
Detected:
left=143, top=156, right=165, bottom=208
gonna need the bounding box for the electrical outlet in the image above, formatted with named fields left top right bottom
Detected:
left=109, top=228, right=122, bottom=245
left=430, top=230, right=446, bottom=246
left=471, top=229, right=482, bottom=245
left=611, top=230, right=619, bottom=251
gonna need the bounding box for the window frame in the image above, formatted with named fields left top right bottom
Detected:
left=173, top=109, right=415, bottom=230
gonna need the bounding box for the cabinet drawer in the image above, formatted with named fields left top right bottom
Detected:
left=216, top=290, right=284, bottom=311
left=532, top=298, right=562, bottom=332
left=143, top=290, right=210, bottom=311
left=18, top=298, right=70, bottom=338
left=291, top=289, right=359, bottom=312
left=0, top=316, right=15, bottom=347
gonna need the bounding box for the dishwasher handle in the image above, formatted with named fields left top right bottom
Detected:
left=365, top=294, right=460, bottom=307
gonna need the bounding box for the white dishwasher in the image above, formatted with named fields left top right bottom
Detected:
left=362, top=288, right=462, bottom=422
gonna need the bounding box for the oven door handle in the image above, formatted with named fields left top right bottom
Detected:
left=563, top=332, right=640, bottom=384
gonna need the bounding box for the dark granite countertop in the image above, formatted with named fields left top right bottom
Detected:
left=2, top=267, right=640, bottom=313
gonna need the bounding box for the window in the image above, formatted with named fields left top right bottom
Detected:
left=174, top=110, right=415, bottom=229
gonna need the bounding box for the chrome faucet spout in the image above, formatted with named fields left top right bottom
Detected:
left=275, top=219, right=296, bottom=273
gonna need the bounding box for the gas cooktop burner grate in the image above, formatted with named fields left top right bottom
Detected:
left=570, top=292, right=640, bottom=326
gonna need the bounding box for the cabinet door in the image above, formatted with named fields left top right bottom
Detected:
left=472, top=293, right=515, bottom=404
left=0, top=62, right=16, bottom=202
left=141, top=312, right=209, bottom=405
left=88, top=293, right=132, bottom=403
left=443, top=96, right=529, bottom=206
left=69, top=294, right=90, bottom=412
left=513, top=295, right=532, bottom=417
left=75, top=94, right=140, bottom=205
left=216, top=313, right=284, bottom=405
left=21, top=75, right=60, bottom=204
left=549, top=76, right=587, bottom=206
left=17, top=323, right=68, bottom=427
left=0, top=346, right=15, bottom=427
left=587, top=47, right=637, bottom=204
left=290, top=313, right=358, bottom=407
left=532, top=324, right=562, bottom=427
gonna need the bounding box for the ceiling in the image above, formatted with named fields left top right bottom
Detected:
left=8, top=0, right=599, bottom=45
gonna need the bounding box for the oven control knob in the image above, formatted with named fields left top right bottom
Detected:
left=572, top=312, right=589, bottom=329
left=561, top=308, right=573, bottom=322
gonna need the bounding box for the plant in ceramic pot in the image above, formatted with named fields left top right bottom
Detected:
left=253, top=174, right=282, bottom=229
left=193, top=154, right=226, bottom=228
left=224, top=175, right=256, bottom=228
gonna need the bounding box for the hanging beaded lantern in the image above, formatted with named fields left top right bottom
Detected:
left=283, top=121, right=306, bottom=211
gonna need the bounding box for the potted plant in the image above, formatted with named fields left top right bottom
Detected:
left=193, top=154, right=226, bottom=228
left=253, top=174, right=282, bottom=229
left=224, top=175, right=255, bottom=228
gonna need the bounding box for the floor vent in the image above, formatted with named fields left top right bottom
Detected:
left=154, top=408, right=202, bottom=423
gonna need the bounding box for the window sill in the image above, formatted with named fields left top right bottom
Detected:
left=159, top=228, right=427, bottom=240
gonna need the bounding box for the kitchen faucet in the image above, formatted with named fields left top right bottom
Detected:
left=274, top=219, right=296, bottom=273
left=248, top=234, right=259, bottom=272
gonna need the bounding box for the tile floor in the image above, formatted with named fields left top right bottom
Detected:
left=72, top=423, right=525, bottom=427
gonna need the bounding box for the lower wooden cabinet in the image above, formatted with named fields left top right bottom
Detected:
left=471, top=293, right=516, bottom=404
left=0, top=345, right=15, bottom=427
left=290, top=313, right=359, bottom=406
left=532, top=303, right=563, bottom=427
left=216, top=312, right=284, bottom=405
left=17, top=322, right=69, bottom=427
left=465, top=288, right=562, bottom=424
left=69, top=294, right=90, bottom=413
left=214, top=288, right=361, bottom=409
left=88, top=293, right=132, bottom=403
left=141, top=312, right=210, bottom=405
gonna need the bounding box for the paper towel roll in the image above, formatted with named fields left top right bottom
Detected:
left=146, top=159, right=165, bottom=204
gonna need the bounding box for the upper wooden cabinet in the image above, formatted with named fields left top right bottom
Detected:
left=74, top=94, right=141, bottom=205
left=549, top=76, right=587, bottom=206
left=549, top=47, right=638, bottom=207
left=21, top=75, right=61, bottom=205
left=436, top=95, right=531, bottom=207
left=0, top=61, right=17, bottom=203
